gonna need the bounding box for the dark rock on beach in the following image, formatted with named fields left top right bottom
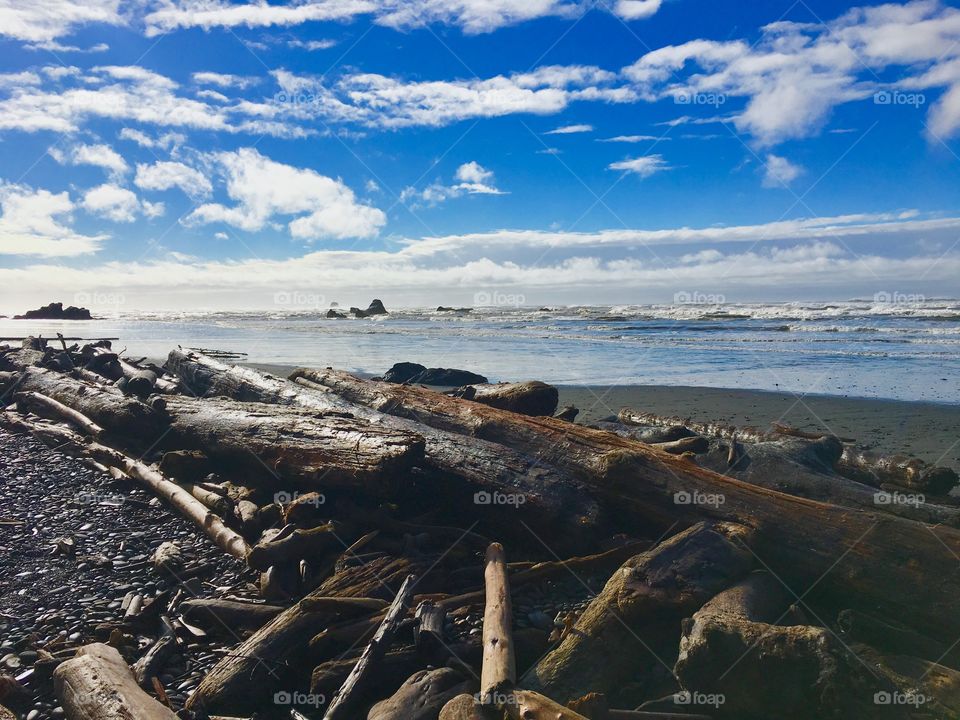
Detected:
left=436, top=306, right=471, bottom=313
left=326, top=309, right=347, bottom=319
left=14, top=303, right=92, bottom=321
left=382, top=362, right=488, bottom=386
left=350, top=299, right=388, bottom=318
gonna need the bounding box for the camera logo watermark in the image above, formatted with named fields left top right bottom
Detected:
left=274, top=491, right=325, bottom=506
left=76, top=490, right=126, bottom=505
left=674, top=291, right=725, bottom=305
left=474, top=490, right=527, bottom=507
left=874, top=491, right=925, bottom=508
left=874, top=691, right=927, bottom=706
left=873, top=90, right=925, bottom=108
left=274, top=291, right=327, bottom=309
left=74, top=291, right=125, bottom=309
left=873, top=291, right=925, bottom=304
left=675, top=690, right=725, bottom=708
left=674, top=91, right=726, bottom=107
left=674, top=490, right=725, bottom=508
left=274, top=691, right=326, bottom=708
left=474, top=290, right=526, bottom=308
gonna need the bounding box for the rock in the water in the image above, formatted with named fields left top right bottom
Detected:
left=326, top=309, right=347, bottom=319
left=436, top=306, right=471, bottom=313
left=14, top=302, right=92, bottom=320
left=350, top=299, right=389, bottom=317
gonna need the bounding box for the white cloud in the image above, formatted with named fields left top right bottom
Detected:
left=608, top=154, right=671, bottom=178
left=762, top=154, right=804, bottom=188
left=119, top=128, right=186, bottom=151
left=50, top=142, right=129, bottom=179
left=193, top=71, right=259, bottom=89
left=144, top=1, right=660, bottom=37
left=0, top=183, right=107, bottom=257
left=0, top=0, right=122, bottom=43
left=545, top=123, right=593, bottom=134
left=598, top=134, right=664, bottom=142
left=288, top=38, right=338, bottom=51
left=184, top=148, right=386, bottom=240
left=82, top=184, right=164, bottom=223
left=135, top=161, right=212, bottom=198
left=402, top=161, right=505, bottom=206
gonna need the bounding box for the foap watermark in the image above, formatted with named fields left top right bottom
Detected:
left=874, top=690, right=927, bottom=707
left=674, top=91, right=726, bottom=107
left=76, top=489, right=126, bottom=505
left=874, top=491, right=925, bottom=508
left=873, top=291, right=925, bottom=304
left=474, top=490, right=527, bottom=507
left=74, top=291, right=125, bottom=309
left=274, top=690, right=326, bottom=709
left=274, top=90, right=321, bottom=110
left=274, top=490, right=325, bottom=506
left=674, top=291, right=726, bottom=305
left=273, top=290, right=327, bottom=309
left=874, top=90, right=926, bottom=108
left=675, top=690, right=726, bottom=708
left=674, top=490, right=725, bottom=508
left=474, top=290, right=526, bottom=308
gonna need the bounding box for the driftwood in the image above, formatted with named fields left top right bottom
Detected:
left=246, top=521, right=351, bottom=571
left=522, top=522, right=753, bottom=704
left=53, top=643, right=178, bottom=720
left=368, top=668, right=474, bottom=720
left=414, top=600, right=445, bottom=656
left=322, top=573, right=416, bottom=719
left=838, top=608, right=960, bottom=670
left=167, top=350, right=600, bottom=535
left=15, top=390, right=104, bottom=438
left=133, top=616, right=179, bottom=689
left=179, top=599, right=285, bottom=630
left=480, top=543, right=514, bottom=701
left=295, top=367, right=960, bottom=638
left=457, top=381, right=559, bottom=416
left=674, top=572, right=891, bottom=719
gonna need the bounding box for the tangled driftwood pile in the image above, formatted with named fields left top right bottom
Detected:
left=2, top=336, right=960, bottom=719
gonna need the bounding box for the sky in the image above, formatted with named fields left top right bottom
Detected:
left=0, top=0, right=959, bottom=310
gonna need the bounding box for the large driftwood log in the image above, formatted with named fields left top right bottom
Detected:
left=323, top=574, right=416, bottom=720
left=187, top=556, right=428, bottom=714
left=167, top=350, right=599, bottom=535
left=522, top=522, right=753, bottom=705
left=179, top=599, right=285, bottom=630
left=481, top=543, right=514, bottom=701
left=457, top=381, right=559, bottom=416
left=53, top=643, right=178, bottom=720
left=368, top=668, right=474, bottom=720
left=295, top=367, right=960, bottom=638
left=674, top=572, right=895, bottom=719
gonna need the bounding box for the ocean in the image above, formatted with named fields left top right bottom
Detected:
left=2, top=300, right=958, bottom=404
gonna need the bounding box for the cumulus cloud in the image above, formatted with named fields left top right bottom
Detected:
left=135, top=161, right=212, bottom=198
left=402, top=161, right=505, bottom=206
left=49, top=142, right=129, bottom=179
left=193, top=71, right=259, bottom=89
left=82, top=184, right=164, bottom=223
left=0, top=0, right=123, bottom=43
left=762, top=154, right=804, bottom=188
left=184, top=148, right=386, bottom=240
left=0, top=183, right=107, bottom=256
left=608, top=154, right=671, bottom=177
left=118, top=128, right=186, bottom=150
left=613, top=0, right=663, bottom=20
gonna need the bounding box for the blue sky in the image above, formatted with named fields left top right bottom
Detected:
left=1, top=0, right=959, bottom=310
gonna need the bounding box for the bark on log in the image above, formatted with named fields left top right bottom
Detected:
left=179, top=599, right=285, bottom=630
left=674, top=572, right=893, bottom=719
left=521, top=522, right=753, bottom=705
left=295, top=367, right=960, bottom=638
left=53, top=643, right=178, bottom=720
left=838, top=608, right=960, bottom=670
left=15, top=390, right=104, bottom=438
left=322, top=574, right=417, bottom=720
left=414, top=600, right=445, bottom=656
left=459, top=381, right=559, bottom=416
left=188, top=556, right=427, bottom=714
left=167, top=350, right=600, bottom=535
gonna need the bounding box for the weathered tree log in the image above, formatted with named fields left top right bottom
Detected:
left=522, top=522, right=752, bottom=705
left=133, top=616, right=178, bottom=689
left=15, top=390, right=104, bottom=438
left=368, top=668, right=474, bottom=720
left=188, top=556, right=428, bottom=714
left=839, top=446, right=958, bottom=495
left=458, top=381, right=559, bottom=416
left=246, top=521, right=351, bottom=571
left=295, top=367, right=960, bottom=638
left=414, top=600, right=445, bottom=656
left=179, top=599, right=285, bottom=630
left=53, top=643, right=178, bottom=720
left=481, top=543, right=514, bottom=701
left=323, top=574, right=416, bottom=720
left=81, top=344, right=178, bottom=394
left=674, top=571, right=893, bottom=719
left=167, top=350, right=600, bottom=536
left=856, top=644, right=960, bottom=718
left=838, top=608, right=960, bottom=670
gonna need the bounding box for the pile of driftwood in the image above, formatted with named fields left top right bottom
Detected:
left=2, top=336, right=960, bottom=719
